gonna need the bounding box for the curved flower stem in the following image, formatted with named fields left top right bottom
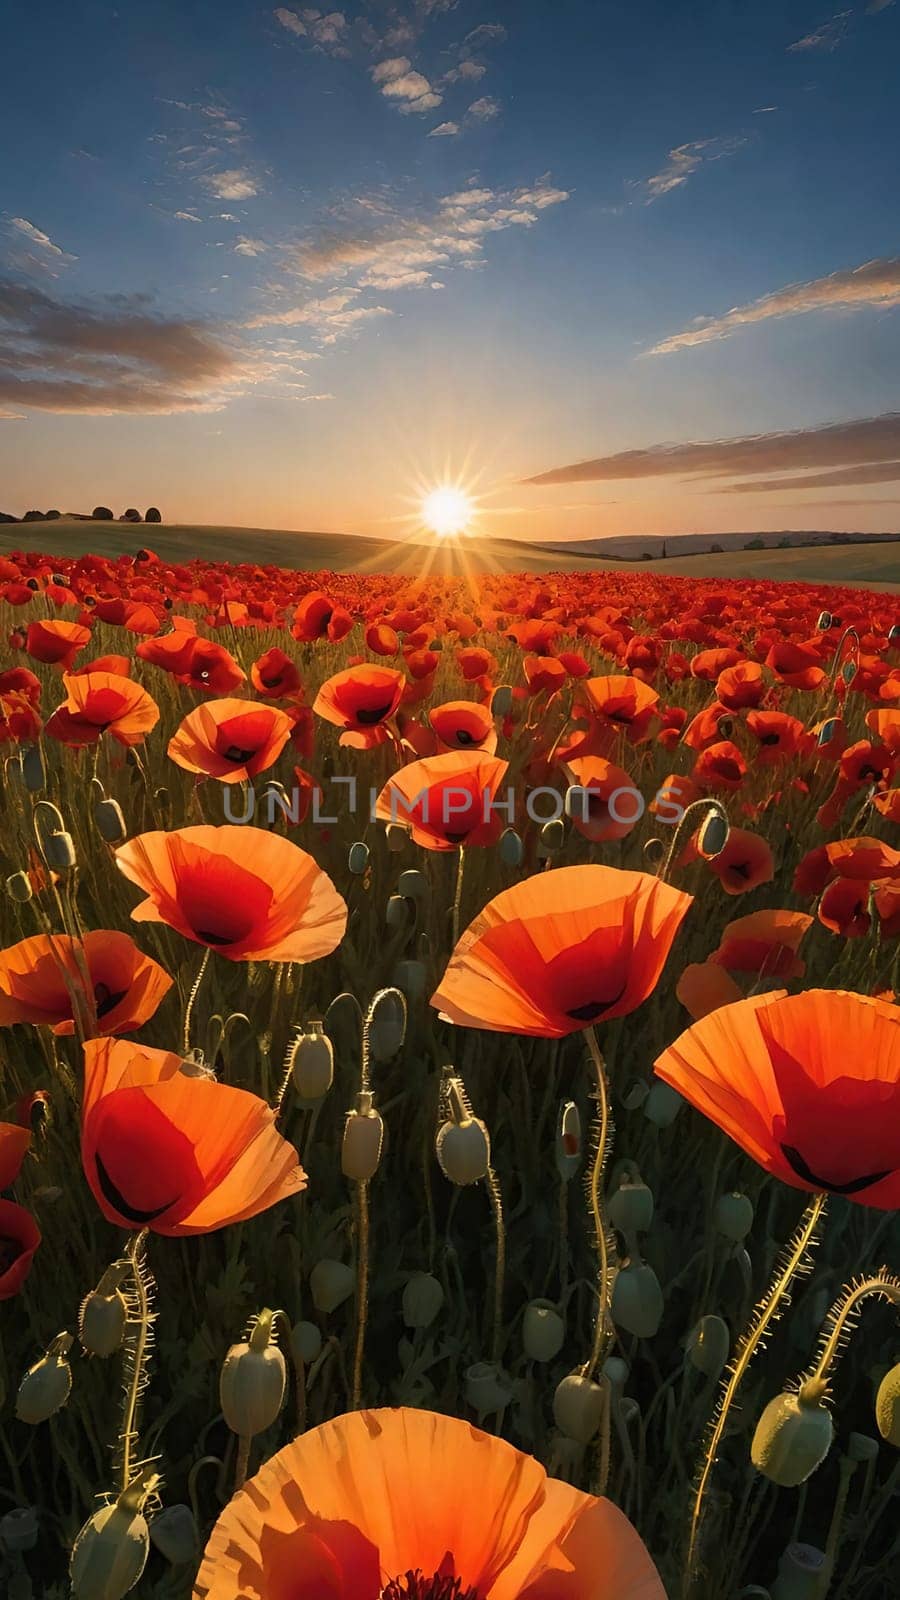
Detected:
left=583, top=1027, right=616, bottom=1380
left=799, top=1270, right=900, bottom=1405
left=351, top=1178, right=370, bottom=1409
left=182, top=947, right=211, bottom=1056
left=119, top=1228, right=153, bottom=1494
left=485, top=1163, right=506, bottom=1366
left=452, top=846, right=466, bottom=947
left=234, top=1434, right=251, bottom=1493
left=684, top=1191, right=827, bottom=1596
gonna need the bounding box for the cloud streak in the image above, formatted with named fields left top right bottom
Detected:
left=523, top=414, right=900, bottom=485
left=788, top=10, right=852, bottom=52
left=640, top=136, right=747, bottom=201
left=710, top=460, right=900, bottom=493
left=646, top=255, right=900, bottom=356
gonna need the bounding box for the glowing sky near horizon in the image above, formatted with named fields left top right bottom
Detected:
left=1, top=0, right=899, bottom=542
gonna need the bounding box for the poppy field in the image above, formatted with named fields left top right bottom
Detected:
left=1, top=545, right=900, bottom=1599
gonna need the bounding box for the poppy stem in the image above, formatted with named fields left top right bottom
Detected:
left=583, top=1027, right=617, bottom=1381
left=351, top=1178, right=370, bottom=1409
left=452, top=846, right=467, bottom=947
left=798, top=1270, right=900, bottom=1406
left=684, top=1190, right=827, bottom=1596
left=182, top=947, right=211, bottom=1056
left=485, top=1162, right=506, bottom=1367
left=119, top=1228, right=154, bottom=1495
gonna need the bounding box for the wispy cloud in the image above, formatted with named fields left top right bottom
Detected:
left=174, top=210, right=202, bottom=223
left=234, top=236, right=267, bottom=257
left=9, top=218, right=74, bottom=260
left=711, top=460, right=900, bottom=492
left=788, top=10, right=852, bottom=51
left=523, top=414, right=900, bottom=485
left=641, top=136, right=747, bottom=202
left=205, top=169, right=259, bottom=201
left=646, top=255, right=900, bottom=355
left=371, top=56, right=443, bottom=113
left=428, top=121, right=460, bottom=137
left=274, top=8, right=349, bottom=55
left=467, top=95, right=500, bottom=121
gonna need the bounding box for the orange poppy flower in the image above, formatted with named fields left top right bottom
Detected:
left=866, top=707, right=900, bottom=753
left=0, top=1200, right=41, bottom=1300
left=840, top=739, right=895, bottom=788
left=115, top=825, right=347, bottom=961
left=710, top=909, right=813, bottom=978
left=818, top=878, right=871, bottom=938
left=136, top=631, right=246, bottom=694
left=81, top=1038, right=306, bottom=1234
left=873, top=880, right=900, bottom=938
left=313, top=665, right=406, bottom=748
left=691, top=740, right=747, bottom=793
left=524, top=654, right=568, bottom=695
left=194, top=1407, right=664, bottom=1600
left=431, top=865, right=692, bottom=1037
left=681, top=826, right=774, bottom=896
left=764, top=641, right=827, bottom=691
left=292, top=590, right=354, bottom=643
left=690, top=648, right=740, bottom=682
left=429, top=699, right=498, bottom=755
left=571, top=675, right=661, bottom=754
left=45, top=671, right=160, bottom=748
left=745, top=711, right=809, bottom=766
left=25, top=618, right=91, bottom=670
left=375, top=753, right=509, bottom=851
left=716, top=661, right=765, bottom=711
left=676, top=961, right=743, bottom=1021
left=655, top=989, right=900, bottom=1207
left=0, top=930, right=172, bottom=1036
left=250, top=647, right=303, bottom=700
left=168, top=699, right=293, bottom=783
left=71, top=653, right=133, bottom=678
left=825, top=836, right=900, bottom=881
left=0, top=690, right=42, bottom=744
left=681, top=702, right=732, bottom=752
left=564, top=757, right=643, bottom=842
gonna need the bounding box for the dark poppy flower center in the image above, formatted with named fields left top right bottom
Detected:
left=381, top=1574, right=479, bottom=1600
left=261, top=673, right=282, bottom=689
left=357, top=702, right=393, bottom=726
left=455, top=728, right=475, bottom=745
left=0, top=1234, right=23, bottom=1274
left=94, top=982, right=128, bottom=1019
left=760, top=733, right=780, bottom=746
left=95, top=1151, right=178, bottom=1224
left=780, top=1144, right=893, bottom=1196
left=222, top=744, right=258, bottom=763
left=565, top=980, right=628, bottom=1022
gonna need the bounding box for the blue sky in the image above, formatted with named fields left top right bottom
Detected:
left=1, top=0, right=899, bottom=540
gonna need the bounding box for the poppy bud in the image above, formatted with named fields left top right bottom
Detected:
left=290, top=1320, right=322, bottom=1365
left=341, top=1092, right=384, bottom=1180
left=393, top=958, right=426, bottom=999
left=6, top=870, right=33, bottom=903
left=79, top=1285, right=127, bottom=1358
left=367, top=988, right=407, bottom=1061
left=70, top=1477, right=154, bottom=1600
left=751, top=1392, right=834, bottom=1487
left=620, top=1078, right=649, bottom=1111
left=219, top=1310, right=286, bottom=1438
left=522, top=1300, right=565, bottom=1362
left=491, top=685, right=513, bottom=716
left=22, top=745, right=45, bottom=792
left=608, top=1180, right=654, bottom=1237
left=386, top=893, right=408, bottom=928
left=553, top=1371, right=605, bottom=1444
left=817, top=611, right=833, bottom=632
left=402, top=1273, right=444, bottom=1330
left=771, top=1543, right=826, bottom=1600
left=603, top=1355, right=629, bottom=1393
left=555, top=1100, right=582, bottom=1180
left=847, top=1432, right=879, bottom=1462
left=537, top=819, right=565, bottom=857
left=499, top=826, right=523, bottom=867
left=643, top=1080, right=683, bottom=1127
left=889, top=624, right=900, bottom=645
left=290, top=1022, right=333, bottom=1103
left=309, top=1258, right=354, bottom=1314
left=715, top=1191, right=754, bottom=1241
left=397, top=868, right=426, bottom=900
left=0, top=1507, right=39, bottom=1552
left=436, top=1114, right=490, bottom=1185
left=385, top=823, right=408, bottom=852
left=16, top=1335, right=73, bottom=1423
left=564, top=785, right=588, bottom=820
left=348, top=841, right=369, bottom=875
left=94, top=798, right=127, bottom=844
left=44, top=830, right=76, bottom=870
left=465, top=1361, right=512, bottom=1413
left=875, top=1361, right=900, bottom=1446
left=612, top=1260, right=664, bottom=1339
left=148, top=1504, right=198, bottom=1566
left=698, top=809, right=729, bottom=859
left=686, top=1315, right=730, bottom=1379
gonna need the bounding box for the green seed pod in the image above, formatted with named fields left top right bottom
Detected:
left=148, top=1504, right=198, bottom=1566
left=608, top=1180, right=654, bottom=1237
left=290, top=1022, right=333, bottom=1103
left=0, top=1507, right=39, bottom=1552
left=6, top=870, right=33, bottom=903
left=499, top=827, right=523, bottom=867
left=465, top=1361, right=511, bottom=1413
left=22, top=745, right=45, bottom=793
left=44, top=829, right=76, bottom=870
left=491, top=685, right=513, bottom=716
left=642, top=1081, right=683, bottom=1127
left=347, top=841, right=370, bottom=875
left=290, top=1320, right=322, bottom=1365
left=367, top=989, right=407, bottom=1061
left=847, top=1432, right=879, bottom=1463
left=219, top=1310, right=285, bottom=1438
left=698, top=810, right=729, bottom=859
left=93, top=798, right=127, bottom=844
left=611, top=1260, right=664, bottom=1339
left=402, top=1273, right=444, bottom=1330
left=16, top=1338, right=73, bottom=1423
left=385, top=823, right=408, bottom=852
left=393, top=959, right=426, bottom=1000
left=875, top=1362, right=900, bottom=1446
left=686, top=1315, right=731, bottom=1379
left=70, top=1496, right=150, bottom=1599
left=751, top=1392, right=834, bottom=1487
left=385, top=893, right=408, bottom=929
left=715, top=1191, right=754, bottom=1242
left=436, top=1115, right=490, bottom=1185
left=771, top=1544, right=826, bottom=1600
left=817, top=610, right=833, bottom=632
left=537, top=818, right=565, bottom=857
left=553, top=1371, right=605, bottom=1444
left=620, top=1078, right=649, bottom=1111
left=555, top=1100, right=581, bottom=1181
left=309, top=1259, right=355, bottom=1314
left=522, top=1300, right=565, bottom=1362
left=79, top=1289, right=127, bottom=1358
left=397, top=868, right=426, bottom=900
left=341, top=1093, right=384, bottom=1181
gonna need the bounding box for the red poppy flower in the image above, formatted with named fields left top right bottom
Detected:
left=716, top=661, right=765, bottom=711
left=0, top=667, right=41, bottom=705
left=0, top=1200, right=41, bottom=1300
left=365, top=622, right=400, bottom=656
left=686, top=826, right=774, bottom=896
left=45, top=672, right=160, bottom=748
left=313, top=665, right=405, bottom=748
left=431, top=865, right=691, bottom=1037
left=576, top=675, right=660, bottom=747
left=825, top=837, right=900, bottom=881
left=429, top=700, right=498, bottom=754
left=194, top=1407, right=664, bottom=1600
left=0, top=690, right=42, bottom=744
left=745, top=711, right=809, bottom=766
left=818, top=878, right=871, bottom=938
left=691, top=648, right=740, bottom=682
left=168, top=699, right=293, bottom=783
left=564, top=757, right=643, bottom=842
left=251, top=648, right=302, bottom=700
left=866, top=708, right=900, bottom=752
left=692, top=740, right=747, bottom=793
left=456, top=645, right=497, bottom=681
left=764, top=641, right=827, bottom=690
left=25, top=618, right=91, bottom=671
left=115, top=825, right=347, bottom=962
left=375, top=753, right=509, bottom=851
left=81, top=1039, right=306, bottom=1235
left=0, top=931, right=173, bottom=1036
left=524, top=655, right=567, bottom=695
left=840, top=740, right=895, bottom=789
left=137, top=631, right=245, bottom=694
left=292, top=590, right=354, bottom=643
left=655, top=990, right=900, bottom=1208
left=71, top=654, right=133, bottom=678
left=710, top=909, right=813, bottom=978
left=650, top=773, right=700, bottom=821
left=676, top=961, right=743, bottom=1021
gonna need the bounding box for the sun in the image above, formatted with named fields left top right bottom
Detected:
left=421, top=485, right=474, bottom=539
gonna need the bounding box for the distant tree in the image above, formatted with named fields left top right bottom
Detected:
left=0, top=512, right=18, bottom=524
left=122, top=508, right=142, bottom=522
left=641, top=551, right=653, bottom=561
left=45, top=509, right=61, bottom=520
left=22, top=510, right=44, bottom=521
left=777, top=536, right=791, bottom=548
left=92, top=506, right=114, bottom=520
left=743, top=537, right=765, bottom=551
left=708, top=543, right=724, bottom=553
left=145, top=506, right=162, bottom=524
left=661, top=540, right=667, bottom=558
